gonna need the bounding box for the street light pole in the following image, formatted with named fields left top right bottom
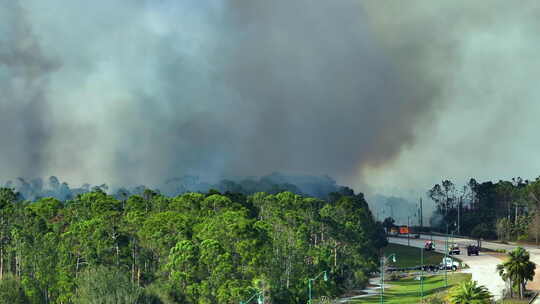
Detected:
left=307, top=271, right=328, bottom=304
left=380, top=253, right=396, bottom=304
left=420, top=246, right=424, bottom=301
left=445, top=236, right=448, bottom=288
left=240, top=290, right=264, bottom=304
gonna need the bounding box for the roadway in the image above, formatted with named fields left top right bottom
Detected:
left=410, top=234, right=540, bottom=303
left=389, top=236, right=509, bottom=300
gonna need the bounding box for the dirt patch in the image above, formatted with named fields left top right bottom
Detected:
left=484, top=252, right=508, bottom=261
left=527, top=271, right=540, bottom=290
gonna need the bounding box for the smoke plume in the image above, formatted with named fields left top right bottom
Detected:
left=0, top=0, right=442, bottom=188
left=4, top=0, right=537, bottom=194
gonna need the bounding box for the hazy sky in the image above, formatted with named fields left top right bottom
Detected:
left=1, top=0, right=539, bottom=197
left=362, top=1, right=540, bottom=197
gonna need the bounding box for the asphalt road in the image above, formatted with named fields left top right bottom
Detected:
left=389, top=236, right=507, bottom=300
left=410, top=234, right=540, bottom=303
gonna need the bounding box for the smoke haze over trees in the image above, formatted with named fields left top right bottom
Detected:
left=2, top=173, right=346, bottom=202
left=1, top=0, right=454, bottom=190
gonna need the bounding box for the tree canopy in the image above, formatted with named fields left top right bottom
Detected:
left=0, top=187, right=385, bottom=303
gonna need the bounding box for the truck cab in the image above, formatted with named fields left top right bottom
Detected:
left=440, top=257, right=459, bottom=271
left=467, top=244, right=480, bottom=256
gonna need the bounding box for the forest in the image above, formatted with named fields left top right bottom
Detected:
left=428, top=177, right=540, bottom=242
left=0, top=184, right=386, bottom=303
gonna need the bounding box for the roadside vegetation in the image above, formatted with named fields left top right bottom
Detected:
left=0, top=187, right=387, bottom=303
left=497, top=247, right=536, bottom=300
left=426, top=177, right=540, bottom=243
left=383, top=243, right=444, bottom=268
left=349, top=273, right=471, bottom=303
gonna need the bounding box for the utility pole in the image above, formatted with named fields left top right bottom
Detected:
left=407, top=216, right=410, bottom=246
left=419, top=198, right=423, bottom=229
left=458, top=196, right=461, bottom=235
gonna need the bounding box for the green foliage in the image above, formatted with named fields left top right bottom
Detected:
left=471, top=223, right=497, bottom=240
left=497, top=247, right=536, bottom=299
left=0, top=187, right=385, bottom=303
left=74, top=266, right=143, bottom=304
left=428, top=177, right=540, bottom=241
left=447, top=280, right=492, bottom=304
left=0, top=274, right=30, bottom=304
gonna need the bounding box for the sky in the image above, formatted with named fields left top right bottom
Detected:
left=1, top=0, right=540, bottom=202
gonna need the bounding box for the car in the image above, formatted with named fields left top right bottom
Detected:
left=424, top=241, right=435, bottom=251
left=448, top=243, right=460, bottom=255
left=467, top=244, right=480, bottom=256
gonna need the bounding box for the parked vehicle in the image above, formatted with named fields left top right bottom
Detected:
left=424, top=241, right=435, bottom=251
left=448, top=243, right=460, bottom=255
left=440, top=257, right=459, bottom=271
left=467, top=244, right=480, bottom=256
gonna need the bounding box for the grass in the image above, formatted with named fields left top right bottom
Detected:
left=348, top=273, right=471, bottom=304
left=383, top=243, right=445, bottom=268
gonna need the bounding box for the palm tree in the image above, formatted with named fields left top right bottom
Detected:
left=497, top=247, right=536, bottom=299
left=447, top=280, right=492, bottom=304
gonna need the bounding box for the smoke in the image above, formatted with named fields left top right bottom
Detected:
left=0, top=0, right=447, bottom=188
left=5, top=1, right=535, bottom=195
left=4, top=173, right=343, bottom=202
left=0, top=1, right=58, bottom=179
left=361, top=1, right=540, bottom=194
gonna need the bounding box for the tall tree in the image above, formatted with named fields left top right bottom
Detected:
left=497, top=247, right=536, bottom=299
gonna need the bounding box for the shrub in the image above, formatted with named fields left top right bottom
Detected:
left=471, top=223, right=497, bottom=240
left=0, top=274, right=30, bottom=304
left=74, top=266, right=143, bottom=304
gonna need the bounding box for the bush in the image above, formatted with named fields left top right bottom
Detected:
left=387, top=272, right=401, bottom=281
left=74, top=266, right=143, bottom=304
left=0, top=274, right=30, bottom=304
left=517, top=234, right=528, bottom=241
left=425, top=292, right=446, bottom=304
left=471, top=223, right=497, bottom=240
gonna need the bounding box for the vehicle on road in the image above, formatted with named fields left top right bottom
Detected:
left=440, top=257, right=459, bottom=271
left=448, top=243, right=460, bottom=255
left=467, top=244, right=480, bottom=256
left=424, top=241, right=435, bottom=251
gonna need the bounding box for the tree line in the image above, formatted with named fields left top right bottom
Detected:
left=0, top=186, right=386, bottom=303
left=428, top=177, right=540, bottom=242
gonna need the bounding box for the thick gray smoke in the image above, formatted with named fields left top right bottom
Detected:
left=362, top=1, right=540, bottom=195
left=2, top=0, right=441, bottom=188
left=7, top=0, right=534, bottom=193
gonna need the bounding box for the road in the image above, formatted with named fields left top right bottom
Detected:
left=410, top=234, right=540, bottom=303
left=389, top=236, right=509, bottom=300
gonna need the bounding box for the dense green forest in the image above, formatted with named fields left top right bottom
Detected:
left=0, top=186, right=386, bottom=303
left=428, top=177, right=540, bottom=242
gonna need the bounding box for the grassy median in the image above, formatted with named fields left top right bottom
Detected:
left=349, top=273, right=472, bottom=304
left=382, top=243, right=445, bottom=268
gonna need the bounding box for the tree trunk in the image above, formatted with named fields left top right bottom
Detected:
left=334, top=242, right=338, bottom=268
left=509, top=279, right=513, bottom=298
left=0, top=246, right=3, bottom=280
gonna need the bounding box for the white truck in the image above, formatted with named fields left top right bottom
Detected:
left=439, top=257, right=460, bottom=271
